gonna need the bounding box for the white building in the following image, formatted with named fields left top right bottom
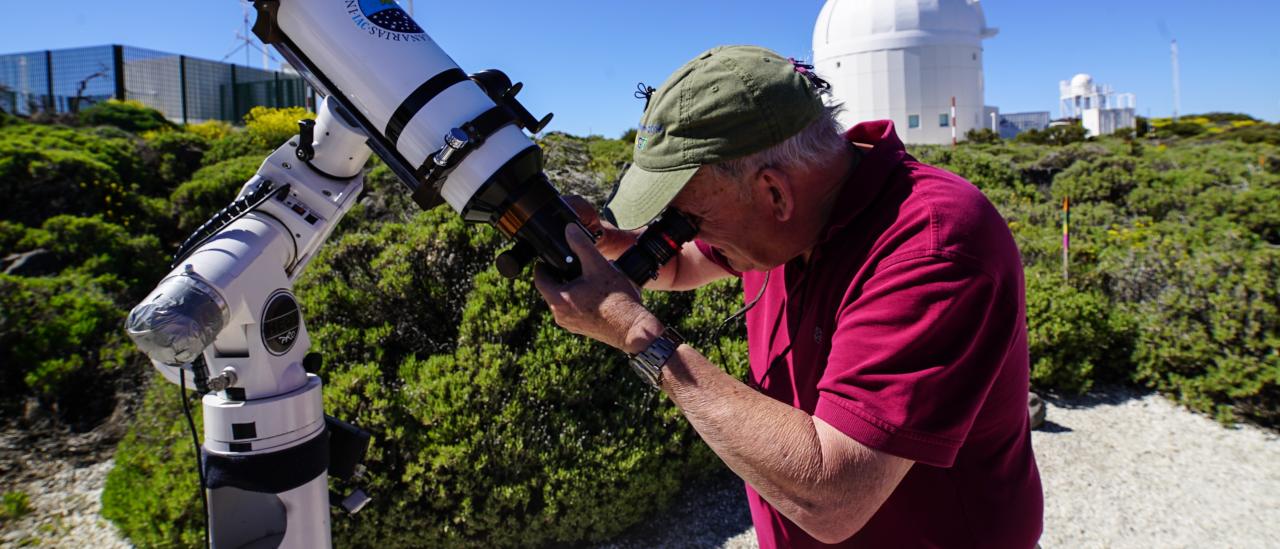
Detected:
left=1058, top=73, right=1135, bottom=137
left=813, top=0, right=999, bottom=145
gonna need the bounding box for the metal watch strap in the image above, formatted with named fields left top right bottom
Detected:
left=627, top=327, right=684, bottom=389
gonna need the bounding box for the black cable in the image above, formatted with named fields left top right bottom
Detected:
left=179, top=368, right=210, bottom=548
left=712, top=270, right=771, bottom=336
left=171, top=181, right=288, bottom=270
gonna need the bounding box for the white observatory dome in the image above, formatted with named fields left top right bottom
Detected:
left=1070, top=73, right=1094, bottom=95
left=813, top=0, right=998, bottom=144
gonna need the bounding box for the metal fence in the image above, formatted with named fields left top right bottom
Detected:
left=0, top=45, right=312, bottom=124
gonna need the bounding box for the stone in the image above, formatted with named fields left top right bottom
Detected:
left=1029, top=392, right=1046, bottom=430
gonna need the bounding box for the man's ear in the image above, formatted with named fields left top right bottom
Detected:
left=755, top=167, right=795, bottom=223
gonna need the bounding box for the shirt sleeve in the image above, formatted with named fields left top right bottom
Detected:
left=813, top=254, right=1018, bottom=468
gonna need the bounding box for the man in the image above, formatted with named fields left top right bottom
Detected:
left=533, top=45, right=1043, bottom=548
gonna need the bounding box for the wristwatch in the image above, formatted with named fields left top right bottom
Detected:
left=627, top=327, right=684, bottom=389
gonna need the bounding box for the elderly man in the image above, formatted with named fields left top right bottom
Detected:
left=533, top=45, right=1043, bottom=548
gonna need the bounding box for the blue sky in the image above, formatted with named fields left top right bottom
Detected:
left=1, top=0, right=1276, bottom=137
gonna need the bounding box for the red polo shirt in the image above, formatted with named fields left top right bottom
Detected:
left=696, top=120, right=1042, bottom=548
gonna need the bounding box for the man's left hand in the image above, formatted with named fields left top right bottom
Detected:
left=533, top=225, right=664, bottom=353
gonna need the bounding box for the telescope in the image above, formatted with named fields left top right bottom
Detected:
left=124, top=1, right=697, bottom=547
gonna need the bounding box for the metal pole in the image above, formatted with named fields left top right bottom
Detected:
left=112, top=45, right=126, bottom=101
left=44, top=50, right=54, bottom=112
left=1062, top=196, right=1070, bottom=281
left=951, top=96, right=957, bottom=146
left=179, top=55, right=189, bottom=124
left=230, top=64, right=239, bottom=122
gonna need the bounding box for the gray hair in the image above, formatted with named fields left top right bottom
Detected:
left=704, top=103, right=847, bottom=187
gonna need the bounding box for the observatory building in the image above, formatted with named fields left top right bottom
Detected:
left=1059, top=73, right=1136, bottom=137
left=813, top=0, right=999, bottom=144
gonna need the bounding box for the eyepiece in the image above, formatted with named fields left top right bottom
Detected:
left=613, top=209, right=699, bottom=286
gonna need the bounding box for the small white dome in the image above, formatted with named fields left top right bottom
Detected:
left=815, top=0, right=997, bottom=53
left=1070, top=73, right=1094, bottom=95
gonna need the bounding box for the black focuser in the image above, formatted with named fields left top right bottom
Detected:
left=613, top=209, right=699, bottom=286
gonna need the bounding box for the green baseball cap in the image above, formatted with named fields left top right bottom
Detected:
left=603, top=45, right=827, bottom=230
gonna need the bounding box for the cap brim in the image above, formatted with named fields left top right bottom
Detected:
left=604, top=164, right=699, bottom=230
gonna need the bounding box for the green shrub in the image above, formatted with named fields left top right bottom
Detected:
left=1215, top=123, right=1280, bottom=146
left=15, top=215, right=166, bottom=294
left=1157, top=121, right=1208, bottom=138
left=203, top=130, right=271, bottom=166
left=0, top=220, right=26, bottom=254
left=169, top=155, right=263, bottom=233
left=0, top=273, right=136, bottom=423
left=102, top=375, right=205, bottom=549
left=106, top=203, right=748, bottom=547
left=79, top=99, right=175, bottom=134
left=586, top=135, right=633, bottom=187
left=1052, top=156, right=1150, bottom=205
left=1, top=491, right=32, bottom=522
left=244, top=106, right=313, bottom=150
left=1015, top=124, right=1088, bottom=146
left=1025, top=265, right=1134, bottom=394
left=1111, top=224, right=1280, bottom=424
left=964, top=128, right=1001, bottom=144
left=185, top=120, right=234, bottom=142
left=0, top=121, right=170, bottom=230
left=145, top=131, right=210, bottom=187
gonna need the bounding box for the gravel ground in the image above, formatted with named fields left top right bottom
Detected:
left=0, top=459, right=128, bottom=549
left=4, top=389, right=1277, bottom=548
left=600, top=388, right=1280, bottom=548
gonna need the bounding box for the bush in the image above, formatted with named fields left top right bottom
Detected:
left=0, top=273, right=137, bottom=424
left=1052, top=157, right=1149, bottom=205
left=1015, top=124, right=1088, bottom=146
left=964, top=128, right=1001, bottom=144
left=1158, top=121, right=1208, bottom=138
left=15, top=215, right=166, bottom=294
left=169, top=155, right=263, bottom=233
left=1, top=491, right=33, bottom=522
left=1025, top=265, right=1133, bottom=394
left=185, top=120, right=234, bottom=142
left=144, top=131, right=210, bottom=187
left=202, top=130, right=270, bottom=166
left=79, top=99, right=175, bottom=134
left=106, top=203, right=749, bottom=547
left=1108, top=224, right=1280, bottom=424
left=0, top=120, right=171, bottom=231
left=102, top=376, right=205, bottom=548
left=243, top=105, right=313, bottom=150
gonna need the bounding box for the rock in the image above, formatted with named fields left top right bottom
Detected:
left=1029, top=392, right=1046, bottom=430
left=2, top=248, right=60, bottom=276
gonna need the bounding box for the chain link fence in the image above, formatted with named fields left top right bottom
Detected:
left=0, top=44, right=312, bottom=124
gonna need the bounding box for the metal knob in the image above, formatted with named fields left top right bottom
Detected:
left=433, top=128, right=470, bottom=167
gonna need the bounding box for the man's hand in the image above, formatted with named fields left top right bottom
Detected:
left=562, top=195, right=636, bottom=259
left=533, top=224, right=663, bottom=353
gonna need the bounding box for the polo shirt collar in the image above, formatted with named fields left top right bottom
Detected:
left=815, top=120, right=909, bottom=247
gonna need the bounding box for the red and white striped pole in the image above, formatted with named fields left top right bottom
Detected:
left=951, top=96, right=957, bottom=146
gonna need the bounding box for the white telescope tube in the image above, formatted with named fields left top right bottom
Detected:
left=263, top=0, right=534, bottom=213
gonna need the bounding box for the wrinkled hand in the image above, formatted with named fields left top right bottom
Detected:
left=534, top=224, right=662, bottom=353
left=562, top=195, right=635, bottom=259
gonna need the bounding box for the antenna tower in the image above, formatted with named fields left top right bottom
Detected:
left=1171, top=40, right=1181, bottom=121
left=222, top=0, right=280, bottom=70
